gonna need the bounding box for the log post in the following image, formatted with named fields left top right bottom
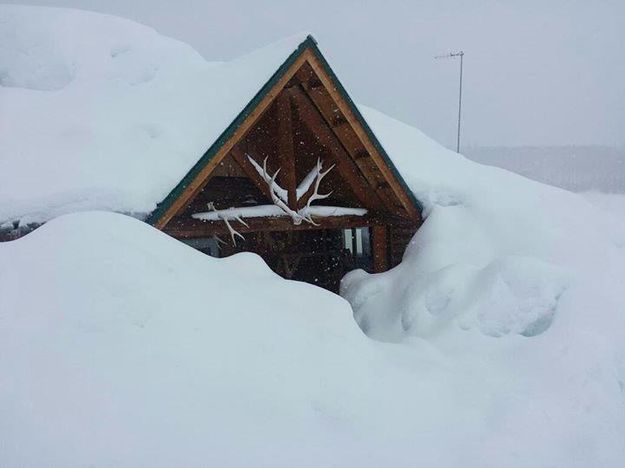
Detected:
left=276, top=93, right=297, bottom=209
left=371, top=225, right=388, bottom=272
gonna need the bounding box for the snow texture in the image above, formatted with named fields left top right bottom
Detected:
left=464, top=146, right=625, bottom=193
left=0, top=5, right=308, bottom=225
left=344, top=106, right=625, bottom=342
left=582, top=191, right=625, bottom=219
left=193, top=205, right=366, bottom=221
left=340, top=107, right=625, bottom=465
left=2, top=5, right=625, bottom=468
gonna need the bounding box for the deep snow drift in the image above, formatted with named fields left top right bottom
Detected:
left=583, top=191, right=625, bottom=219
left=2, top=212, right=624, bottom=467
left=344, top=106, right=625, bottom=342
left=0, top=5, right=306, bottom=225
left=2, top=5, right=625, bottom=468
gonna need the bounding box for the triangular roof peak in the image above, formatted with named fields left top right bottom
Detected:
left=226, top=33, right=314, bottom=70
left=147, top=35, right=421, bottom=228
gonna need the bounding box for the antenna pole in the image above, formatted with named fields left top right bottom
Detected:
left=456, top=51, right=463, bottom=153
left=435, top=51, right=465, bottom=153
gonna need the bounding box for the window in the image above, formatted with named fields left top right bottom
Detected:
left=343, top=228, right=371, bottom=257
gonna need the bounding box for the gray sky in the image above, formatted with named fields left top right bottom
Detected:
left=13, top=0, right=625, bottom=149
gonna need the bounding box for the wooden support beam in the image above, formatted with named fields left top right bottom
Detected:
left=331, top=113, right=348, bottom=128
left=307, top=76, right=323, bottom=89
left=371, top=225, right=389, bottom=272
left=295, top=68, right=399, bottom=214
left=165, top=215, right=377, bottom=238
left=287, top=86, right=385, bottom=212
left=229, top=146, right=275, bottom=201
left=296, top=58, right=420, bottom=221
left=276, top=93, right=297, bottom=209
left=354, top=149, right=369, bottom=160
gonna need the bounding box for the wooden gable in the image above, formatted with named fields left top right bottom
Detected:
left=146, top=36, right=421, bottom=235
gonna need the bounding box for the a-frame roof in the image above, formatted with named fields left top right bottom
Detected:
left=146, top=35, right=422, bottom=229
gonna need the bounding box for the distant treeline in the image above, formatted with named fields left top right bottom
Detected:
left=463, top=146, right=625, bottom=193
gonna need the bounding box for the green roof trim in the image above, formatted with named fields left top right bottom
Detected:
left=147, top=35, right=422, bottom=226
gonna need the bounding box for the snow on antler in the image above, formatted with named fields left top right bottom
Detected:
left=296, top=162, right=321, bottom=199
left=248, top=154, right=336, bottom=226
left=248, top=156, right=289, bottom=204
left=192, top=155, right=362, bottom=246
left=305, top=159, right=335, bottom=206
left=260, top=157, right=307, bottom=225
left=298, top=158, right=335, bottom=225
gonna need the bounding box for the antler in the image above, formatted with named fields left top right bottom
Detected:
left=249, top=154, right=335, bottom=226
left=247, top=155, right=288, bottom=204
left=204, top=155, right=337, bottom=236
left=251, top=155, right=307, bottom=225
left=301, top=158, right=335, bottom=225
left=207, top=201, right=248, bottom=246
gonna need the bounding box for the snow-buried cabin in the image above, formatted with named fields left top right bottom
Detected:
left=1, top=35, right=422, bottom=292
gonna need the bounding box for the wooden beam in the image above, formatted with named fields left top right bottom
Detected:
left=299, top=55, right=420, bottom=221
left=287, top=86, right=385, bottom=212
left=229, top=145, right=275, bottom=201
left=354, top=149, right=369, bottom=160
left=154, top=51, right=310, bottom=230
left=295, top=68, right=399, bottom=214
left=276, top=93, right=297, bottom=209
left=371, top=225, right=389, bottom=272
left=164, top=215, right=377, bottom=238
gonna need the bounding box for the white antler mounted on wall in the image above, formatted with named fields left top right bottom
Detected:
left=192, top=154, right=366, bottom=245
left=300, top=157, right=334, bottom=225
left=248, top=156, right=306, bottom=225
left=205, top=201, right=248, bottom=245
left=248, top=155, right=335, bottom=225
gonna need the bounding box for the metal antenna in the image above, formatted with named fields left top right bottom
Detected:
left=435, top=51, right=464, bottom=153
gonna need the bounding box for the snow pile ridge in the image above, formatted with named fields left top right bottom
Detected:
left=2, top=211, right=625, bottom=467
left=0, top=5, right=310, bottom=226
left=341, top=105, right=625, bottom=343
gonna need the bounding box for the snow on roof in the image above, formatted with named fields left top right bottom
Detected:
left=0, top=5, right=309, bottom=226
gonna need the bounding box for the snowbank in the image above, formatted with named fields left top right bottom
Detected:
left=583, top=191, right=625, bottom=219
left=2, top=212, right=624, bottom=467
left=0, top=5, right=306, bottom=225
left=345, top=106, right=625, bottom=342
left=341, top=108, right=625, bottom=465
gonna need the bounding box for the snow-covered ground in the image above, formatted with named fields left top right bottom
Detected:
left=464, top=146, right=625, bottom=193
left=1, top=5, right=625, bottom=467
left=3, top=211, right=624, bottom=467
left=582, top=191, right=625, bottom=219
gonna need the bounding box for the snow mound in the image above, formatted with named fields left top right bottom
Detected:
left=344, top=106, right=625, bottom=343
left=0, top=7, right=175, bottom=90
left=344, top=255, right=569, bottom=340
left=583, top=191, right=625, bottom=220
left=0, top=5, right=307, bottom=225
left=0, top=212, right=367, bottom=466
left=1, top=212, right=625, bottom=467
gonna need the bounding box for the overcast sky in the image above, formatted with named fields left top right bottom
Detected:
left=13, top=0, right=625, bottom=149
